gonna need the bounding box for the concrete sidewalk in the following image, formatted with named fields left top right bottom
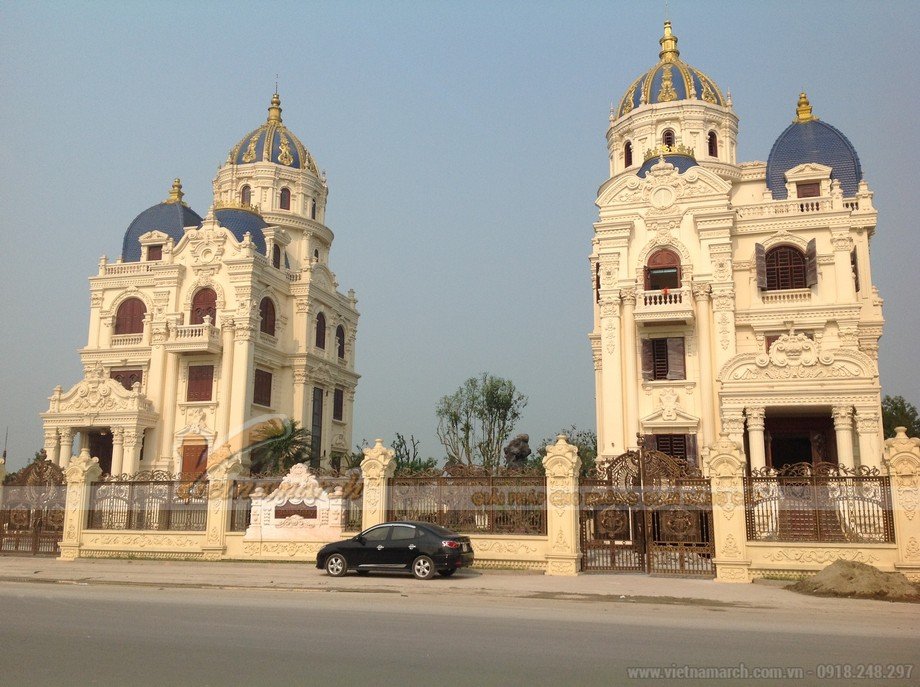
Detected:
left=2, top=555, right=917, bottom=618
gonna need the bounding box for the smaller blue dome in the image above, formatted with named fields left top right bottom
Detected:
left=214, top=208, right=267, bottom=256
left=637, top=153, right=698, bottom=178
left=121, top=180, right=202, bottom=262
left=766, top=94, right=862, bottom=199
left=229, top=93, right=318, bottom=174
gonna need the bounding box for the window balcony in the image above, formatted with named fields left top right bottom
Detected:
left=164, top=322, right=222, bottom=354
left=111, top=333, right=144, bottom=347
left=633, top=286, right=695, bottom=323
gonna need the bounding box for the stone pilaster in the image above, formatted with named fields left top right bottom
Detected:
left=621, top=288, right=639, bottom=449
left=702, top=434, right=750, bottom=583
left=883, top=427, right=920, bottom=582
left=832, top=406, right=855, bottom=470
left=542, top=435, right=582, bottom=576
left=744, top=407, right=766, bottom=471
left=203, top=454, right=246, bottom=560
left=58, top=428, right=74, bottom=468
left=721, top=410, right=745, bottom=450
left=59, top=448, right=103, bottom=561
left=855, top=407, right=882, bottom=469
left=110, top=427, right=125, bottom=476
left=692, top=283, right=715, bottom=446
left=43, top=429, right=60, bottom=467
left=359, top=439, right=396, bottom=530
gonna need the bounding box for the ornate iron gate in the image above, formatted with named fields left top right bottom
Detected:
left=0, top=459, right=67, bottom=556
left=580, top=445, right=713, bottom=576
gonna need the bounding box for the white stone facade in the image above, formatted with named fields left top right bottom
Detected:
left=591, top=23, right=884, bottom=471
left=42, top=94, right=359, bottom=476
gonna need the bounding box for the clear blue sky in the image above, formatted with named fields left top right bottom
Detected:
left=1, top=1, right=917, bottom=470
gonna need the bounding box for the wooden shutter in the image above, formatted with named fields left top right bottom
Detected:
left=755, top=243, right=767, bottom=290
left=310, top=387, right=323, bottom=468
left=805, top=238, right=818, bottom=287
left=641, top=339, right=654, bottom=381
left=182, top=443, right=208, bottom=476
left=796, top=182, right=820, bottom=198
left=253, top=369, right=273, bottom=407
left=665, top=337, right=685, bottom=380
left=146, top=244, right=163, bottom=261
left=187, top=365, right=214, bottom=402
left=115, top=298, right=146, bottom=334
left=191, top=288, right=217, bottom=325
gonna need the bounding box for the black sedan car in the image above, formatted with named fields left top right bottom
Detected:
left=317, top=521, right=474, bottom=579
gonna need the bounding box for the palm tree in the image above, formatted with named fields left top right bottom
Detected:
left=249, top=418, right=311, bottom=474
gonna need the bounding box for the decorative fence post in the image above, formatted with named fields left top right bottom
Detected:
left=59, top=448, right=103, bottom=561
left=203, top=454, right=245, bottom=561
left=542, top=435, right=581, bottom=576
left=360, top=439, right=395, bottom=531
left=702, top=434, right=750, bottom=583
left=883, top=427, right=920, bottom=582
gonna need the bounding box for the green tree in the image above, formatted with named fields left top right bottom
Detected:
left=249, top=418, right=311, bottom=473
left=436, top=373, right=527, bottom=471
left=392, top=432, right=438, bottom=474
left=881, top=395, right=920, bottom=438
left=537, top=425, right=598, bottom=476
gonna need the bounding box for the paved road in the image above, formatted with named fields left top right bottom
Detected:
left=0, top=581, right=916, bottom=686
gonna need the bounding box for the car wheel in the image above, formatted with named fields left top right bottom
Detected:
left=412, top=555, right=436, bottom=580
left=325, top=553, right=347, bottom=577
left=437, top=569, right=456, bottom=577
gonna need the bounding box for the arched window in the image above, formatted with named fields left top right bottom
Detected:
left=645, top=249, right=681, bottom=290
left=310, top=199, right=317, bottom=220
left=240, top=185, right=251, bottom=206
left=114, top=298, right=147, bottom=334
left=315, top=312, right=326, bottom=349
left=280, top=187, right=291, bottom=210
left=313, top=248, right=320, bottom=261
left=336, top=325, right=346, bottom=359
left=624, top=141, right=633, bottom=167
left=259, top=297, right=276, bottom=336
left=662, top=129, right=675, bottom=148
left=190, top=288, right=217, bottom=325
left=707, top=131, right=718, bottom=157
left=272, top=244, right=282, bottom=268
left=765, top=246, right=807, bottom=290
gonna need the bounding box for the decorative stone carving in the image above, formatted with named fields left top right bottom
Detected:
left=761, top=549, right=879, bottom=564
left=659, top=387, right=679, bottom=421
left=47, top=364, right=154, bottom=414
left=719, top=335, right=873, bottom=382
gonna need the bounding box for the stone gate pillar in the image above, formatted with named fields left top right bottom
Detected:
left=702, top=434, right=750, bottom=583
left=883, top=427, right=920, bottom=582
left=360, top=439, right=395, bottom=530
left=203, top=453, right=246, bottom=560
left=59, top=448, right=103, bottom=561
left=542, top=435, right=582, bottom=576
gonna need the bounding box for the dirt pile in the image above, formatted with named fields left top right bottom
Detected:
left=790, top=560, right=919, bottom=602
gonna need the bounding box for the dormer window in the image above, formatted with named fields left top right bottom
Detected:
left=280, top=187, right=291, bottom=210
left=662, top=129, right=675, bottom=148
left=240, top=185, right=252, bottom=206
left=146, top=244, right=163, bottom=261
left=797, top=182, right=820, bottom=198
left=624, top=141, right=633, bottom=167
left=707, top=131, right=718, bottom=157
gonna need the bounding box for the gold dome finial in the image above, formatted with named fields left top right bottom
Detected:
left=165, top=178, right=185, bottom=204
left=795, top=91, right=816, bottom=123
left=267, top=92, right=283, bottom=123
left=659, top=20, right=680, bottom=62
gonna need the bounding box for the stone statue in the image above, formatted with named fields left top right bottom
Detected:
left=503, top=434, right=532, bottom=466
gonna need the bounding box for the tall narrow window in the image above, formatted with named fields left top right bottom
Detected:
left=641, top=337, right=685, bottom=381
left=310, top=199, right=317, bottom=220
left=624, top=141, right=633, bottom=167
left=253, top=369, right=273, bottom=407
left=707, top=131, right=718, bottom=157
left=662, top=129, right=675, bottom=148
left=851, top=249, right=860, bottom=292
left=190, top=288, right=217, bottom=325
left=310, top=387, right=324, bottom=468
left=333, top=388, right=344, bottom=421
left=186, top=365, right=214, bottom=402
left=764, top=246, right=807, bottom=290
left=272, top=244, right=282, bottom=268
left=645, top=248, right=681, bottom=290
left=315, top=312, right=326, bottom=349
left=181, top=442, right=208, bottom=476
left=280, top=187, right=291, bottom=210
left=240, top=185, right=251, bottom=206
left=114, top=298, right=146, bottom=334
left=259, top=297, right=276, bottom=336
left=336, top=325, right=346, bottom=359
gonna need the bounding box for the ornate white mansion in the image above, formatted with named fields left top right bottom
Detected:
left=40, top=94, right=360, bottom=476
left=590, top=21, right=884, bottom=471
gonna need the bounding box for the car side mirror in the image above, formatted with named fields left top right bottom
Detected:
left=354, top=535, right=365, bottom=544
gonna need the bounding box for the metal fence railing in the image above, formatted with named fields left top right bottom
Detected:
left=87, top=472, right=208, bottom=531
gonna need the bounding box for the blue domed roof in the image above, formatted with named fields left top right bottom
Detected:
left=766, top=94, right=862, bottom=200
left=229, top=93, right=318, bottom=174
left=214, top=208, right=267, bottom=255
left=616, top=22, right=726, bottom=120
left=637, top=152, right=698, bottom=178
left=121, top=180, right=202, bottom=262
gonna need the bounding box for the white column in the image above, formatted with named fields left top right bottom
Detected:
left=110, top=428, right=125, bottom=476
left=599, top=297, right=624, bottom=456
left=217, top=321, right=236, bottom=443
left=855, top=407, right=881, bottom=469
left=693, top=284, right=714, bottom=446
left=721, top=411, right=745, bottom=458
left=745, top=407, right=766, bottom=471
left=159, top=353, right=180, bottom=462
left=621, top=288, right=639, bottom=449
left=43, top=429, right=60, bottom=466
left=58, top=428, right=74, bottom=467
left=832, top=406, right=855, bottom=470
left=122, top=429, right=141, bottom=475
left=229, top=321, right=256, bottom=439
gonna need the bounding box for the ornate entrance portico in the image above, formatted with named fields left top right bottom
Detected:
left=40, top=365, right=158, bottom=476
